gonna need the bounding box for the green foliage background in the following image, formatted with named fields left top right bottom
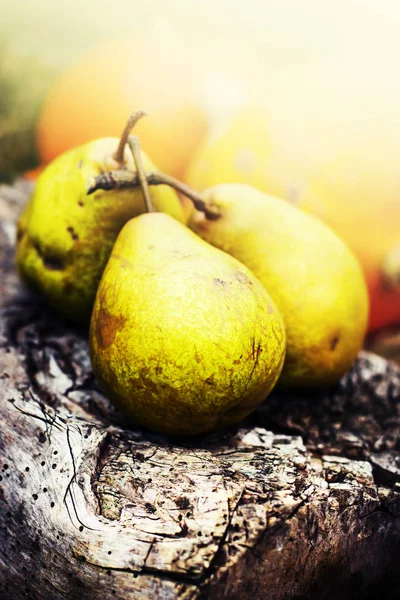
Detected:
left=0, top=42, right=56, bottom=182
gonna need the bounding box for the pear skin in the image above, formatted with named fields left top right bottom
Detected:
left=89, top=213, right=286, bottom=436
left=16, top=137, right=184, bottom=323
left=188, top=183, right=369, bottom=388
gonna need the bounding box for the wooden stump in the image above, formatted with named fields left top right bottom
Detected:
left=0, top=183, right=399, bottom=600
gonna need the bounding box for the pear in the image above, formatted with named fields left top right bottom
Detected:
left=89, top=212, right=286, bottom=436
left=188, top=183, right=369, bottom=388
left=16, top=115, right=184, bottom=324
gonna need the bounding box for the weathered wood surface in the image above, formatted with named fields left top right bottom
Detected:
left=0, top=182, right=399, bottom=600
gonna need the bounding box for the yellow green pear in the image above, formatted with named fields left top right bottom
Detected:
left=188, top=183, right=369, bottom=388
left=16, top=120, right=184, bottom=324
left=89, top=212, right=286, bottom=436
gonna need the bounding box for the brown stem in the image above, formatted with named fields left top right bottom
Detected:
left=113, top=110, right=147, bottom=165
left=127, top=135, right=155, bottom=213
left=149, top=172, right=220, bottom=220
left=87, top=169, right=220, bottom=220
left=86, top=170, right=139, bottom=193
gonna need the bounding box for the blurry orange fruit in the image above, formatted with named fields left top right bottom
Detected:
left=186, top=107, right=400, bottom=333
left=36, top=36, right=208, bottom=179
left=23, top=165, right=44, bottom=181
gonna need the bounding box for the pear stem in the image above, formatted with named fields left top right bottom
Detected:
left=87, top=169, right=220, bottom=220
left=147, top=172, right=219, bottom=219
left=128, top=135, right=155, bottom=213
left=113, top=110, right=147, bottom=165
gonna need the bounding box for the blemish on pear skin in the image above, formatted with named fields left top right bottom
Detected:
left=77, top=160, right=84, bottom=169
left=213, top=278, right=227, bottom=286
left=67, top=226, right=79, bottom=242
left=33, top=240, right=65, bottom=271
left=330, top=335, right=340, bottom=351
left=43, top=255, right=64, bottom=271
left=95, top=311, right=127, bottom=350
left=234, top=271, right=253, bottom=286
left=271, top=323, right=284, bottom=347
left=251, top=339, right=263, bottom=366
left=111, top=254, right=134, bottom=270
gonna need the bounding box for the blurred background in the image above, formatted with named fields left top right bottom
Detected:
left=1, top=0, right=400, bottom=353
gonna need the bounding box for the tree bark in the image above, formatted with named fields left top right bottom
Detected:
left=0, top=182, right=399, bottom=600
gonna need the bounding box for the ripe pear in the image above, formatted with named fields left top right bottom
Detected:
left=89, top=212, right=286, bottom=436
left=16, top=137, right=184, bottom=323
left=188, top=183, right=369, bottom=388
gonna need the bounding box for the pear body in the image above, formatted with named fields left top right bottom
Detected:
left=89, top=213, right=285, bottom=436
left=188, top=184, right=369, bottom=388
left=16, top=137, right=184, bottom=323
